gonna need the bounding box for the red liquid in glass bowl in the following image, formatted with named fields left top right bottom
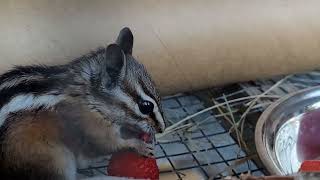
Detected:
left=297, top=108, right=320, bottom=161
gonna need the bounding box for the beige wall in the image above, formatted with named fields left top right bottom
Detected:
left=1, top=0, right=320, bottom=95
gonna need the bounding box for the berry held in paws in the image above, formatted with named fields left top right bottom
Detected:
left=107, top=151, right=159, bottom=180
left=108, top=133, right=158, bottom=179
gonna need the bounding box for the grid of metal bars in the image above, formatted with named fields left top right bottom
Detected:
left=157, top=93, right=261, bottom=179
left=78, top=70, right=320, bottom=179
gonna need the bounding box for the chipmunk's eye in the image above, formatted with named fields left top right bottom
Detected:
left=138, top=100, right=154, bottom=115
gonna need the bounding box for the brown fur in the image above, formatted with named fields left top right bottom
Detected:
left=0, top=101, right=119, bottom=180
left=0, top=98, right=146, bottom=180
left=1, top=111, right=70, bottom=180
left=54, top=98, right=125, bottom=157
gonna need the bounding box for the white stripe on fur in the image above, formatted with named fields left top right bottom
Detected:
left=0, top=93, right=64, bottom=127
left=135, top=85, right=165, bottom=132
left=113, top=87, right=147, bottom=118
left=110, top=85, right=165, bottom=132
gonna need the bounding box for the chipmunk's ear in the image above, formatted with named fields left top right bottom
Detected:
left=105, top=44, right=126, bottom=85
left=116, top=27, right=133, bottom=55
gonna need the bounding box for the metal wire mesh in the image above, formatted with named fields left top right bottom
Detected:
left=78, top=70, right=320, bottom=179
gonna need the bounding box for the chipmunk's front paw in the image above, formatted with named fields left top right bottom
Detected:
left=126, top=139, right=155, bottom=158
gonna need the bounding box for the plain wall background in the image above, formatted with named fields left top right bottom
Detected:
left=1, top=0, right=320, bottom=95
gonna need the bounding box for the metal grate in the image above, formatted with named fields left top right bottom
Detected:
left=158, top=92, right=262, bottom=179
left=77, top=70, right=320, bottom=179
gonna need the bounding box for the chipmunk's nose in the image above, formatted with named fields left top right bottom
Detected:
left=149, top=118, right=163, bottom=134
left=149, top=111, right=165, bottom=133
left=156, top=125, right=164, bottom=133
left=154, top=116, right=166, bottom=133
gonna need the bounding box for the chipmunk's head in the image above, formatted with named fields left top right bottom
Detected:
left=73, top=28, right=165, bottom=141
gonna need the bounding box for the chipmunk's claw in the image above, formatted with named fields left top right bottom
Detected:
left=125, top=139, right=155, bottom=158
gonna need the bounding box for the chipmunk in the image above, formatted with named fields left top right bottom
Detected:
left=0, top=27, right=165, bottom=180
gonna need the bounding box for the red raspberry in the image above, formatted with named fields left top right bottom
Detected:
left=107, top=151, right=159, bottom=180
left=297, top=109, right=320, bottom=161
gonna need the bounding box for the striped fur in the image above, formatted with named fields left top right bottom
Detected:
left=0, top=27, right=165, bottom=180
left=0, top=93, right=65, bottom=125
